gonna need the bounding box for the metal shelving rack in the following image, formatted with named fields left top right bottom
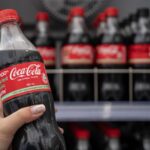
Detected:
left=55, top=102, right=150, bottom=121
left=46, top=68, right=150, bottom=121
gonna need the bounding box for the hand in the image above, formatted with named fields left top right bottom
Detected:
left=0, top=101, right=46, bottom=150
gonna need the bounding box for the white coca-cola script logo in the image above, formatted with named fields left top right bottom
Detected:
left=98, top=45, right=123, bottom=55
left=10, top=64, right=41, bottom=80
left=65, top=45, right=93, bottom=56
left=38, top=48, right=55, bottom=57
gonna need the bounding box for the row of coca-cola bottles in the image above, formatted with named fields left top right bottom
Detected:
left=31, top=6, right=150, bottom=102
left=63, top=122, right=150, bottom=150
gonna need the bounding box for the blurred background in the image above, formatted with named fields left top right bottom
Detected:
left=1, top=0, right=150, bottom=149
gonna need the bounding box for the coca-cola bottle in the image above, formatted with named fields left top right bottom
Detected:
left=105, top=128, right=122, bottom=150
left=32, top=12, right=58, bottom=100
left=96, top=7, right=128, bottom=101
left=129, top=8, right=150, bottom=101
left=93, top=12, right=107, bottom=46
left=62, top=7, right=94, bottom=101
left=74, top=129, right=92, bottom=150
left=0, top=9, right=66, bottom=150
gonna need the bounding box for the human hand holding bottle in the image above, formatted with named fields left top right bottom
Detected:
left=0, top=100, right=46, bottom=150
left=0, top=100, right=64, bottom=150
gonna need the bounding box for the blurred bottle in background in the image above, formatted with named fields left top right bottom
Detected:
left=33, top=12, right=55, bottom=69
left=129, top=13, right=139, bottom=44
left=96, top=7, right=128, bottom=101
left=61, top=7, right=94, bottom=102
left=32, top=12, right=58, bottom=100
left=74, top=129, right=92, bottom=150
left=129, top=8, right=150, bottom=101
left=93, top=12, right=107, bottom=46
left=104, top=128, right=122, bottom=150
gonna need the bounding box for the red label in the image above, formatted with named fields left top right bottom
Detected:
left=62, top=44, right=94, bottom=65
left=0, top=62, right=51, bottom=103
left=37, top=47, right=55, bottom=66
left=129, top=44, right=150, bottom=64
left=96, top=44, right=127, bottom=64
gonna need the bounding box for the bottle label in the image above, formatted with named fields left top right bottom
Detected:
left=129, top=44, right=150, bottom=64
left=96, top=44, right=127, bottom=64
left=0, top=62, right=51, bottom=103
left=37, top=46, right=55, bottom=66
left=62, top=44, right=94, bottom=65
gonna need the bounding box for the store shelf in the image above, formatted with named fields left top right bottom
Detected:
left=55, top=102, right=150, bottom=121
left=46, top=68, right=150, bottom=74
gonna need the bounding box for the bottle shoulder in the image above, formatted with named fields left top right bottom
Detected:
left=33, top=35, right=55, bottom=47
left=101, top=33, right=125, bottom=44
left=134, top=33, right=150, bottom=43
left=62, top=33, right=92, bottom=45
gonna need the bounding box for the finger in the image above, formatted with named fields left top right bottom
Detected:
left=59, top=127, right=64, bottom=134
left=0, top=100, right=4, bottom=118
left=2, top=104, right=46, bottom=135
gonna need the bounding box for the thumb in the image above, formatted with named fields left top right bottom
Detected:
left=2, top=104, right=46, bottom=136
left=0, top=100, right=4, bottom=118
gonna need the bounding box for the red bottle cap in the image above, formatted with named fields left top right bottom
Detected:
left=36, top=12, right=49, bottom=21
left=75, top=129, right=90, bottom=139
left=105, top=7, right=119, bottom=17
left=68, top=7, right=85, bottom=22
left=93, top=12, right=106, bottom=27
left=0, top=9, right=20, bottom=24
left=105, top=128, right=121, bottom=138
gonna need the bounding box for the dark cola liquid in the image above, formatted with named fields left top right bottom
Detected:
left=62, top=33, right=94, bottom=101
left=0, top=50, right=66, bottom=150
left=63, top=64, right=94, bottom=101
left=133, top=64, right=150, bottom=101
left=98, top=34, right=128, bottom=101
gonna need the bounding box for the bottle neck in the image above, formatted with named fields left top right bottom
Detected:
left=69, top=16, right=86, bottom=34
left=77, top=139, right=89, bottom=150
left=107, top=138, right=120, bottom=150
left=120, top=23, right=126, bottom=37
left=96, top=21, right=106, bottom=36
left=0, top=22, right=36, bottom=50
left=138, top=16, right=149, bottom=34
left=131, top=20, right=138, bottom=34
left=125, top=23, right=132, bottom=36
left=106, top=16, right=119, bottom=35
left=36, top=20, right=49, bottom=37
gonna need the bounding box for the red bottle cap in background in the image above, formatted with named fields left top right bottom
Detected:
left=68, top=7, right=85, bottom=22
left=93, top=12, right=106, bottom=28
left=105, top=128, right=121, bottom=138
left=0, top=9, right=20, bottom=24
left=36, top=12, right=49, bottom=21
left=105, top=7, right=119, bottom=17
left=75, top=129, right=90, bottom=139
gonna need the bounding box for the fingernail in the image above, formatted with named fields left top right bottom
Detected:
left=59, top=127, right=64, bottom=134
left=30, top=104, right=46, bottom=115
